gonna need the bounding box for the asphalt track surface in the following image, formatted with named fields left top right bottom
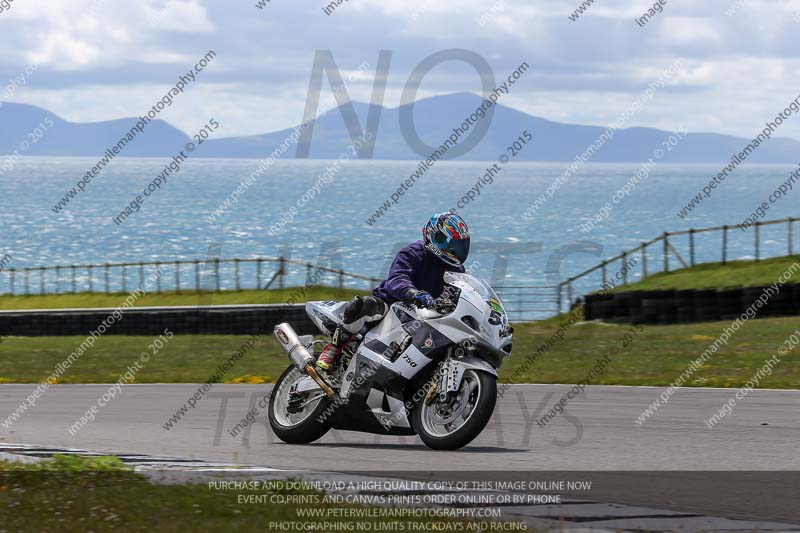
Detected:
left=1, top=383, right=799, bottom=528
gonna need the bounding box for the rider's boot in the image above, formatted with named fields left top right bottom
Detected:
left=316, top=326, right=351, bottom=372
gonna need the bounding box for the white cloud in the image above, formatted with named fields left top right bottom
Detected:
left=657, top=17, right=724, bottom=47
left=1, top=0, right=800, bottom=141
left=28, top=32, right=103, bottom=70
left=1, top=0, right=214, bottom=70
left=145, top=0, right=216, bottom=33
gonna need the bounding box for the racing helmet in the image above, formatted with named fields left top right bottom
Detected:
left=423, top=212, right=470, bottom=267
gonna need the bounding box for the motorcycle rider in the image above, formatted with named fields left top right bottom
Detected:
left=316, top=212, right=471, bottom=372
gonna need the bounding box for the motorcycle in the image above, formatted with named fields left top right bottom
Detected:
left=269, top=272, right=513, bottom=450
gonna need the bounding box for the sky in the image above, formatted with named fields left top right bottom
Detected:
left=1, top=0, right=800, bottom=141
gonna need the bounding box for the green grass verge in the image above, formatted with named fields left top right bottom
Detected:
left=610, top=255, right=800, bottom=292
left=0, top=286, right=368, bottom=310
left=0, top=313, right=797, bottom=388
left=500, top=313, right=799, bottom=388
left=0, top=456, right=473, bottom=532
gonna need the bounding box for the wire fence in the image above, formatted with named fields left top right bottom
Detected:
left=0, top=257, right=381, bottom=296
left=558, top=216, right=800, bottom=313
left=0, top=256, right=557, bottom=322
left=495, top=285, right=559, bottom=322
left=10, top=214, right=789, bottom=322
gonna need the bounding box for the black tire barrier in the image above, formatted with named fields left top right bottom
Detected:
left=639, top=290, right=672, bottom=324
left=584, top=294, right=597, bottom=321
left=585, top=284, right=800, bottom=325
left=675, top=290, right=696, bottom=323
left=741, top=287, right=766, bottom=316
left=628, top=292, right=645, bottom=324
left=0, top=304, right=318, bottom=337
left=641, top=298, right=660, bottom=324
left=770, top=287, right=796, bottom=317
left=597, top=294, right=615, bottom=321
left=691, top=289, right=720, bottom=322
left=717, top=288, right=742, bottom=320
left=676, top=306, right=696, bottom=323
left=656, top=290, right=677, bottom=324
left=611, top=292, right=633, bottom=323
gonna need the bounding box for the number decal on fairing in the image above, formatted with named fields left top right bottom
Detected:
left=402, top=353, right=418, bottom=368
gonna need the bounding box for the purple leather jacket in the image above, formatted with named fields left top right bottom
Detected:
left=372, top=240, right=465, bottom=304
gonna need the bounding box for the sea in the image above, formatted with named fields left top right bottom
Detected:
left=1, top=157, right=798, bottom=317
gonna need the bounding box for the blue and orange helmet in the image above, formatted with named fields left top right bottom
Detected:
left=423, top=212, right=470, bottom=267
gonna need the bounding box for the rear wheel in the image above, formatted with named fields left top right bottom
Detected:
left=269, top=365, right=332, bottom=444
left=412, top=369, right=497, bottom=450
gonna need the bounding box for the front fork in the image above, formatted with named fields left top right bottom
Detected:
left=427, top=353, right=498, bottom=404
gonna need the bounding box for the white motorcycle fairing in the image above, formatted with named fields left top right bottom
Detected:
left=300, top=273, right=512, bottom=434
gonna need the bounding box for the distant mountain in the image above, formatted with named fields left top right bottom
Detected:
left=2, top=95, right=799, bottom=163
left=0, top=102, right=189, bottom=157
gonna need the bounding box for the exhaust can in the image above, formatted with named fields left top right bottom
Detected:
left=273, top=323, right=315, bottom=372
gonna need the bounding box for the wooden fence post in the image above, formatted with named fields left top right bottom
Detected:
left=235, top=258, right=241, bottom=291
left=722, top=225, right=728, bottom=264
left=641, top=242, right=648, bottom=279
left=755, top=222, right=760, bottom=261
left=567, top=279, right=573, bottom=307
left=557, top=284, right=563, bottom=314
left=621, top=252, right=628, bottom=284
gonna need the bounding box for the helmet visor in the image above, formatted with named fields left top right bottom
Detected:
left=442, top=237, right=470, bottom=265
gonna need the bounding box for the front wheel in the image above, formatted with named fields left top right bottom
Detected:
left=412, top=369, right=497, bottom=450
left=269, top=365, right=332, bottom=444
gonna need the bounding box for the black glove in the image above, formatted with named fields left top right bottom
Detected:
left=404, top=289, right=436, bottom=309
